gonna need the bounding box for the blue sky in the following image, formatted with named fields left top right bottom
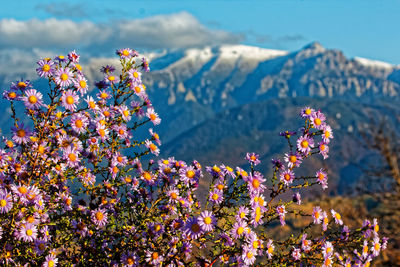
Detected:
left=0, top=0, right=399, bottom=64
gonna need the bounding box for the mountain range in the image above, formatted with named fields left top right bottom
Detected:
left=1, top=42, right=399, bottom=195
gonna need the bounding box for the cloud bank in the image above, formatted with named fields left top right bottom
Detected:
left=0, top=12, right=242, bottom=53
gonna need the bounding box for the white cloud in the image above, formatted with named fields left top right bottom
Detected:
left=0, top=12, right=241, bottom=52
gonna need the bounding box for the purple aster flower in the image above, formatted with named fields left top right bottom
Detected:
left=34, top=239, right=47, bottom=255
left=247, top=171, right=266, bottom=196
left=271, top=158, right=284, bottom=170
left=280, top=169, right=295, bottom=186
left=297, top=135, right=314, bottom=155
left=61, top=90, right=79, bottom=111
left=292, top=247, right=301, bottom=261
left=0, top=190, right=13, bottom=213
left=97, top=89, right=112, bottom=101
left=279, top=130, right=297, bottom=138
left=276, top=205, right=287, bottom=226
left=142, top=57, right=150, bottom=72
left=246, top=152, right=261, bottom=165
left=3, top=89, right=20, bottom=101
left=11, top=123, right=31, bottom=144
left=316, top=168, right=328, bottom=190
left=120, top=251, right=138, bottom=266
left=322, top=211, right=329, bottom=231
left=319, top=142, right=330, bottom=159
left=100, top=65, right=116, bottom=74
left=91, top=208, right=108, bottom=228
left=68, top=50, right=80, bottom=63
left=301, top=234, right=312, bottom=252
left=236, top=206, right=249, bottom=221
left=22, top=88, right=44, bottom=110
left=73, top=75, right=88, bottom=95
left=10, top=79, right=33, bottom=91
left=266, top=239, right=274, bottom=259
left=322, top=125, right=333, bottom=144
left=105, top=74, right=119, bottom=84
left=70, top=113, right=88, bottom=134
left=117, top=105, right=131, bottom=121
left=43, top=254, right=58, bottom=267
left=209, top=189, right=223, bottom=205
left=312, top=206, right=323, bottom=224
left=310, top=110, right=326, bottom=130
left=63, top=146, right=80, bottom=168
left=145, top=140, right=159, bottom=156
left=300, top=106, right=315, bottom=119
left=116, top=48, right=134, bottom=59
left=331, top=209, right=343, bottom=225
left=231, top=220, right=247, bottom=239
left=146, top=108, right=161, bottom=125
left=242, top=245, right=257, bottom=266
left=251, top=205, right=264, bottom=227
left=322, top=241, right=334, bottom=257
left=149, top=128, right=161, bottom=146
left=179, top=166, right=199, bottom=184
left=16, top=223, right=38, bottom=242
left=128, top=69, right=142, bottom=86
left=198, top=210, right=215, bottom=232
left=284, top=151, right=303, bottom=168
left=54, top=67, right=74, bottom=88
left=36, top=58, right=55, bottom=78
left=184, top=217, right=204, bottom=239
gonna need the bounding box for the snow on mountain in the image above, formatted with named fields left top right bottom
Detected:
left=354, top=57, right=396, bottom=70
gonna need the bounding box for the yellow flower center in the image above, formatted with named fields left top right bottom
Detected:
left=18, top=82, right=27, bottom=88
left=212, top=166, right=221, bottom=173
left=374, top=224, right=379, bottom=232
left=250, top=155, right=257, bottom=161
left=79, top=80, right=86, bottom=88
left=0, top=199, right=6, bottom=207
left=252, top=179, right=260, bottom=189
left=108, top=76, right=115, bottom=82
left=204, top=216, right=212, bottom=225
left=100, top=92, right=108, bottom=99
left=226, top=166, right=233, bottom=172
left=95, top=211, right=104, bottom=221
left=170, top=192, right=177, bottom=199
left=149, top=144, right=157, bottom=151
left=112, top=166, right=119, bottom=173
left=314, top=118, right=321, bottom=125
left=374, top=243, right=380, bottom=251
left=75, top=64, right=82, bottom=71
left=152, top=252, right=159, bottom=260
left=8, top=92, right=16, bottom=99
left=268, top=246, right=274, bottom=254
left=18, top=186, right=28, bottom=194
left=61, top=73, right=69, bottom=81
left=89, top=101, right=96, bottom=109
left=246, top=251, right=253, bottom=259
left=301, top=140, right=309, bottom=148
left=134, top=86, right=141, bottom=93
left=42, top=64, right=50, bottom=72
left=98, top=129, right=106, bottom=137
left=68, top=153, right=77, bottom=162
left=284, top=174, right=291, bottom=181
left=335, top=213, right=341, bottom=220
left=212, top=193, right=219, bottom=201
left=75, top=119, right=83, bottom=128
left=118, top=129, right=125, bottom=135
left=27, top=216, right=35, bottom=223
left=133, top=72, right=139, bottom=78
left=26, top=229, right=33, bottom=236
left=122, top=50, right=130, bottom=56
left=149, top=113, right=157, bottom=121
left=240, top=212, right=246, bottom=219
left=253, top=241, right=259, bottom=249
left=66, top=96, right=74, bottom=105
left=186, top=170, right=195, bottom=179
left=217, top=184, right=224, bottom=190
left=143, top=172, right=152, bottom=181
left=325, top=131, right=330, bottom=138
left=127, top=258, right=134, bottom=265
left=314, top=211, right=320, bottom=218
left=289, top=155, right=297, bottom=163
left=237, top=226, right=244, bottom=235
left=38, top=145, right=45, bottom=154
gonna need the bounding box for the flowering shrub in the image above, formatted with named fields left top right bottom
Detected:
left=0, top=49, right=387, bottom=266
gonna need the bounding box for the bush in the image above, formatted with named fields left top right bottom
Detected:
left=0, top=49, right=386, bottom=266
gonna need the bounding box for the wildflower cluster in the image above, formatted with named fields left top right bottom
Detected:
left=0, top=49, right=386, bottom=266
